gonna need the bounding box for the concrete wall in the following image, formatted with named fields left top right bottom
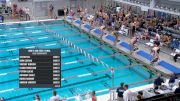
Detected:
left=69, top=0, right=103, bottom=13
left=9, top=0, right=65, bottom=18
left=157, top=0, right=180, bottom=9
left=8, top=0, right=103, bottom=18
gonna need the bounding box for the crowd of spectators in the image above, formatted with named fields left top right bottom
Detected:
left=115, top=73, right=180, bottom=101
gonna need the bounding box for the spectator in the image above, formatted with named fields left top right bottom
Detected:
left=91, top=91, right=97, bottom=101
left=0, top=97, right=5, bottom=101
left=173, top=53, right=180, bottom=62
left=162, top=34, right=169, bottom=45
left=174, top=82, right=180, bottom=94
left=50, top=90, right=60, bottom=101
left=100, top=25, right=106, bottom=31
left=137, top=91, right=144, bottom=100
left=154, top=33, right=161, bottom=42
left=154, top=74, right=164, bottom=89
left=116, top=82, right=125, bottom=101
left=165, top=34, right=172, bottom=46
left=170, top=38, right=180, bottom=50
left=142, top=29, right=150, bottom=40
left=70, top=9, right=75, bottom=17
left=77, top=6, right=82, bottom=15
left=34, top=94, right=40, bottom=101
left=156, top=23, right=163, bottom=31
left=123, top=85, right=134, bottom=101
left=169, top=73, right=178, bottom=85
left=174, top=20, right=180, bottom=30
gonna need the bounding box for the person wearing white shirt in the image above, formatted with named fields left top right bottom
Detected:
left=123, top=85, right=136, bottom=101
left=150, top=42, right=160, bottom=64
left=154, top=33, right=160, bottom=42
left=49, top=90, right=60, bottom=101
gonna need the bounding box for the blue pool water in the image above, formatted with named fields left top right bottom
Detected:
left=0, top=20, right=155, bottom=101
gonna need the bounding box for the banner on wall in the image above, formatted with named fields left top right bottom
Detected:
left=0, top=0, right=6, bottom=3
left=157, top=11, right=167, bottom=18
left=141, top=6, right=148, bottom=12
left=0, top=15, right=4, bottom=23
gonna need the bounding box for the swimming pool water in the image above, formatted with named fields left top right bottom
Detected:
left=0, top=20, right=156, bottom=101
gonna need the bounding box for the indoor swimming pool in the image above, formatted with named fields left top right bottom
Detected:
left=0, top=20, right=156, bottom=101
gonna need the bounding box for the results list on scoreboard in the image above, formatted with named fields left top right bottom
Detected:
left=19, top=49, right=61, bottom=88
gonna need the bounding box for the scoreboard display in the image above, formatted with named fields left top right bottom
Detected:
left=19, top=49, right=61, bottom=88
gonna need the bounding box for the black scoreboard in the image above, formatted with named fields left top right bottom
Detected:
left=19, top=49, right=61, bottom=88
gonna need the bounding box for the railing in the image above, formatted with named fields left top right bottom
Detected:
left=59, top=77, right=156, bottom=101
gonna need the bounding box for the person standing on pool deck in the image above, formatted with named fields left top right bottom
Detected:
left=92, top=91, right=97, bottom=101
left=130, top=34, right=139, bottom=53
left=116, top=82, right=125, bottom=101
left=150, top=41, right=160, bottom=64
left=123, top=85, right=135, bottom=101
left=50, top=90, right=60, bottom=101
left=49, top=4, right=54, bottom=19
left=174, top=53, right=180, bottom=62
left=174, top=82, right=180, bottom=94
left=0, top=97, right=5, bottom=101
left=34, top=94, right=40, bottom=101
left=64, top=6, right=68, bottom=19
left=112, top=27, right=120, bottom=45
left=154, top=74, right=164, bottom=89
left=169, top=73, right=178, bottom=85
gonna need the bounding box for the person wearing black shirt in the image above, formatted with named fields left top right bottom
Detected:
left=137, top=91, right=144, bottom=100
left=116, top=82, right=125, bottom=101
left=174, top=53, right=180, bottom=62
left=174, top=82, right=180, bottom=94
left=154, top=74, right=164, bottom=88
left=169, top=73, right=178, bottom=84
